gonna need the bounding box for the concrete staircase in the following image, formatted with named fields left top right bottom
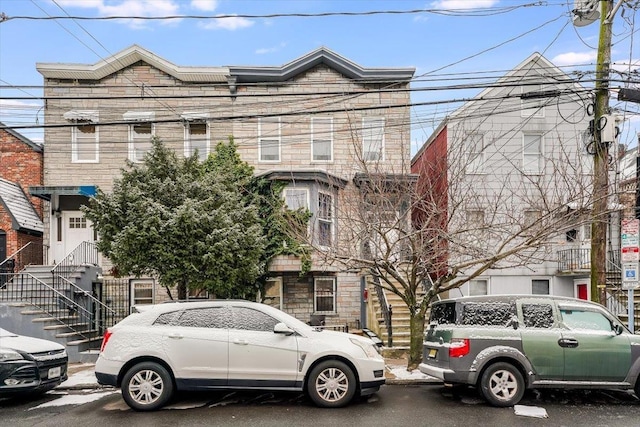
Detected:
left=0, top=265, right=103, bottom=362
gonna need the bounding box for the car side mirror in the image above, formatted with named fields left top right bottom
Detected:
left=274, top=322, right=295, bottom=336
left=613, top=323, right=624, bottom=335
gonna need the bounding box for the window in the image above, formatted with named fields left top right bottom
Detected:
left=259, top=117, right=280, bottom=162
left=522, top=304, right=554, bottom=328
left=560, top=308, right=612, bottom=332
left=175, top=307, right=230, bottom=328
left=312, top=117, right=333, bottom=162
left=284, top=188, right=309, bottom=210
left=362, top=117, right=384, bottom=161
left=262, top=278, right=283, bottom=310
left=231, top=307, right=279, bottom=332
left=521, top=84, right=545, bottom=118
left=523, top=134, right=542, bottom=174
left=461, top=302, right=515, bottom=326
left=131, top=280, right=154, bottom=307
left=185, top=121, right=209, bottom=161
left=72, top=122, right=99, bottom=163
left=468, top=279, right=487, bottom=296
left=314, top=277, right=336, bottom=313
left=69, top=217, right=87, bottom=229
left=466, top=210, right=484, bottom=226
left=187, top=288, right=210, bottom=299
left=465, top=133, right=484, bottom=174
left=318, top=192, right=333, bottom=247
left=566, top=229, right=578, bottom=242
left=532, top=279, right=550, bottom=295
left=129, top=122, right=154, bottom=162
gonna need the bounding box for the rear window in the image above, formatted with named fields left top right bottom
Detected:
left=430, top=302, right=456, bottom=325
left=460, top=302, right=515, bottom=326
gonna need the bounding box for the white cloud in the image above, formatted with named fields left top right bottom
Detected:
left=551, top=51, right=596, bottom=67
left=198, top=15, right=253, bottom=30
left=55, top=1, right=181, bottom=29
left=430, top=0, right=499, bottom=9
left=611, top=58, right=640, bottom=73
left=191, top=0, right=218, bottom=12
left=255, top=43, right=287, bottom=55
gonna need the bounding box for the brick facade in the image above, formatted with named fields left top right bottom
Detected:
left=0, top=128, right=44, bottom=258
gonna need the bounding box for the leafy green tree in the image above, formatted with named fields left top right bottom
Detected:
left=83, top=138, right=265, bottom=300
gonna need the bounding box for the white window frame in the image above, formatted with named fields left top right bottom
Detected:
left=314, top=277, right=336, bottom=314
left=184, top=120, right=210, bottom=161
left=311, top=117, right=333, bottom=162
left=283, top=187, right=309, bottom=210
left=71, top=122, right=99, bottom=163
left=521, top=84, right=545, bottom=118
left=465, top=132, right=485, bottom=174
left=523, top=133, right=543, bottom=175
left=128, top=122, right=155, bottom=163
left=130, top=279, right=155, bottom=311
left=317, top=191, right=334, bottom=248
left=362, top=117, right=385, bottom=161
left=259, top=117, right=281, bottom=162
left=532, top=278, right=551, bottom=295
left=468, top=279, right=488, bottom=296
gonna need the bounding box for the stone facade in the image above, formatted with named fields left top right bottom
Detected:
left=37, top=46, right=414, bottom=326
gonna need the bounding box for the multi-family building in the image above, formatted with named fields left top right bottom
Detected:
left=411, top=52, right=622, bottom=301
left=29, top=45, right=414, bottom=331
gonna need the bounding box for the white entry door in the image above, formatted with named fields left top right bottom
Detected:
left=53, top=211, right=93, bottom=263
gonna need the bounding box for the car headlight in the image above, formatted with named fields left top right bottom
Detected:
left=350, top=338, right=380, bottom=359
left=0, top=348, right=24, bottom=362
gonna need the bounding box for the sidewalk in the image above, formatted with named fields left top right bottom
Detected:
left=58, top=356, right=440, bottom=390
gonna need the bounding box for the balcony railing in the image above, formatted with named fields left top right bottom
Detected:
left=557, top=248, right=621, bottom=273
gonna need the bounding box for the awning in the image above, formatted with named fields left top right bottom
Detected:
left=29, top=185, right=98, bottom=201
left=181, top=111, right=210, bottom=121
left=123, top=111, right=155, bottom=121
left=63, top=110, right=99, bottom=122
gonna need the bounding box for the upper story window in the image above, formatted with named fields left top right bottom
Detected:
left=465, top=132, right=485, bottom=174
left=523, top=133, right=543, bottom=175
left=311, top=117, right=333, bottom=162
left=182, top=112, right=210, bottom=161
left=124, top=111, right=155, bottom=163
left=468, top=279, right=488, bottom=296
left=362, top=117, right=385, bottom=161
left=259, top=117, right=281, bottom=162
left=317, top=192, right=333, bottom=247
left=521, top=84, right=545, bottom=118
left=64, top=110, right=99, bottom=163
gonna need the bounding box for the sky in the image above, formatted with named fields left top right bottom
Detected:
left=0, top=0, right=638, bottom=154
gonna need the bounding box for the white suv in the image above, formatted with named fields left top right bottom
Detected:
left=95, top=300, right=385, bottom=411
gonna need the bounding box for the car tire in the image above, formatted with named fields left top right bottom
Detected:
left=635, top=376, right=640, bottom=399
left=479, top=362, right=525, bottom=407
left=121, top=362, right=174, bottom=411
left=307, top=360, right=356, bottom=408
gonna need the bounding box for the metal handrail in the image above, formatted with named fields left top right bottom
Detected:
left=51, top=241, right=98, bottom=290
left=57, top=275, right=117, bottom=329
left=372, top=275, right=393, bottom=347
left=0, top=241, right=43, bottom=271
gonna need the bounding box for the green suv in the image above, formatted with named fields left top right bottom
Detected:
left=419, top=295, right=640, bottom=406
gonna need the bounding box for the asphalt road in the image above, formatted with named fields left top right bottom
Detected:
left=2, top=384, right=640, bottom=427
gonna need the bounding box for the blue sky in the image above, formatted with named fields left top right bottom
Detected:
left=0, top=0, right=638, bottom=152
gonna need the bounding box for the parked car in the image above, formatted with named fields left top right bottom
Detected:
left=95, top=300, right=385, bottom=411
left=419, top=295, right=640, bottom=407
left=0, top=328, right=68, bottom=396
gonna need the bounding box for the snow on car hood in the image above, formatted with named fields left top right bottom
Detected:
left=0, top=328, right=65, bottom=354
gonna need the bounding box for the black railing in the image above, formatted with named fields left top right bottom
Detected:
left=0, top=241, right=44, bottom=282
left=51, top=241, right=99, bottom=291
left=372, top=275, right=393, bottom=347
left=557, top=248, right=621, bottom=272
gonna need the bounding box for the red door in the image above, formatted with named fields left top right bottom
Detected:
left=577, top=284, right=588, bottom=300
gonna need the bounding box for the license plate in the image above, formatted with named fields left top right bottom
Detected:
left=428, top=348, right=437, bottom=358
left=48, top=366, right=61, bottom=379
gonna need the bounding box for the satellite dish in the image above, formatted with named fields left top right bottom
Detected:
left=573, top=0, right=600, bottom=27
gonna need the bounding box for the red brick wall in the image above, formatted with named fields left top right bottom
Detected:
left=0, top=129, right=44, bottom=257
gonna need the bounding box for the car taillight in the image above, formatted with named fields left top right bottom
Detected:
left=449, top=338, right=470, bottom=358
left=100, top=329, right=113, bottom=353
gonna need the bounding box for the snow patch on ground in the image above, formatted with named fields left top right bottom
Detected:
left=60, top=365, right=98, bottom=387
left=387, top=364, right=434, bottom=380
left=31, top=391, right=117, bottom=409
left=514, top=404, right=549, bottom=418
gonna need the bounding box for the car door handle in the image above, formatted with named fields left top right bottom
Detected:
left=558, top=338, right=579, bottom=348
left=168, top=334, right=183, bottom=339
left=233, top=339, right=248, bottom=345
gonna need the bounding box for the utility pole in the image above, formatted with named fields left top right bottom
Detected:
left=590, top=0, right=614, bottom=305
